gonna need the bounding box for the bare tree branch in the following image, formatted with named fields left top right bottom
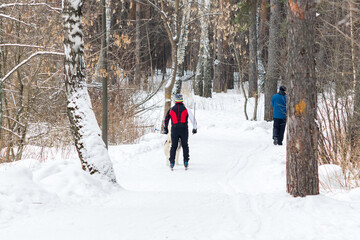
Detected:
left=0, top=3, right=62, bottom=13
left=319, top=17, right=360, bottom=48
left=1, top=51, right=64, bottom=83
left=0, top=14, right=37, bottom=28
left=1, top=127, right=22, bottom=138
left=0, top=44, right=45, bottom=48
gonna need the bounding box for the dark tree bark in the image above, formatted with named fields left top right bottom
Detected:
left=286, top=0, right=319, bottom=197
left=264, top=0, right=281, bottom=121
left=259, top=0, right=269, bottom=67
left=101, top=0, right=109, bottom=148
left=213, top=0, right=225, bottom=93
left=248, top=0, right=258, bottom=98
left=348, top=0, right=360, bottom=163
left=134, top=1, right=142, bottom=86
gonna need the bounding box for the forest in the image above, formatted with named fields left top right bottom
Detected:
left=0, top=0, right=359, bottom=195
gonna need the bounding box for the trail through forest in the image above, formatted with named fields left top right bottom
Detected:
left=0, top=92, right=359, bottom=240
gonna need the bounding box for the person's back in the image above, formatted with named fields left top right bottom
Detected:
left=163, top=94, right=197, bottom=170
left=272, top=86, right=287, bottom=145
left=167, top=102, right=189, bottom=128
left=272, top=89, right=286, bottom=119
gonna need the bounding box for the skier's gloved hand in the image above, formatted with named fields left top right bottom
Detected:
left=163, top=128, right=169, bottom=134
left=192, top=129, right=197, bottom=134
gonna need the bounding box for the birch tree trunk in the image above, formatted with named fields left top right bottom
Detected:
left=264, top=0, right=281, bottom=121
left=152, top=0, right=182, bottom=122
left=194, top=0, right=211, bottom=97
left=286, top=0, right=319, bottom=197
left=63, top=0, right=116, bottom=182
left=173, top=1, right=191, bottom=95
left=145, top=0, right=190, bottom=122
left=194, top=53, right=204, bottom=96
left=203, top=2, right=213, bottom=99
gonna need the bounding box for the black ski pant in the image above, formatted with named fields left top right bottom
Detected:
left=273, top=118, right=286, bottom=145
left=170, top=125, right=189, bottom=164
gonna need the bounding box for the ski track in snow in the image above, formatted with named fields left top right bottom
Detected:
left=1, top=93, right=360, bottom=240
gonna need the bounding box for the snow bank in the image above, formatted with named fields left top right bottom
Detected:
left=0, top=157, right=119, bottom=227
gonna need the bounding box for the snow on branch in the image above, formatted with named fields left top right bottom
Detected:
left=2, top=115, right=26, bottom=128
left=0, top=14, right=37, bottom=28
left=0, top=44, right=45, bottom=48
left=1, top=127, right=22, bottom=138
left=0, top=3, right=62, bottom=13
left=0, top=51, right=64, bottom=83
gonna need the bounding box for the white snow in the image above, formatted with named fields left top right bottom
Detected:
left=1, top=91, right=360, bottom=240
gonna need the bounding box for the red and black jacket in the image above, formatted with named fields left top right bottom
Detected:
left=164, top=102, right=189, bottom=128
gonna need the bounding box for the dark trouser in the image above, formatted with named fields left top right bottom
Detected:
left=170, top=126, right=189, bottom=164
left=273, top=118, right=286, bottom=145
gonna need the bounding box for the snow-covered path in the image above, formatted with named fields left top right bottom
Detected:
left=1, top=92, right=360, bottom=240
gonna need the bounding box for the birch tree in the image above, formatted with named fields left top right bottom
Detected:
left=143, top=0, right=192, bottom=121
left=286, top=0, right=319, bottom=197
left=63, top=0, right=116, bottom=182
left=194, top=0, right=212, bottom=98
left=173, top=1, right=192, bottom=95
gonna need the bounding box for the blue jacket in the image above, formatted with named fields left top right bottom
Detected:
left=272, top=91, right=287, bottom=119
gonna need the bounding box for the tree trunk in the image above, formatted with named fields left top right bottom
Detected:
left=194, top=0, right=211, bottom=97
left=63, top=0, right=116, bottom=182
left=194, top=53, right=204, bottom=96
left=248, top=0, right=258, bottom=99
left=203, top=55, right=212, bottom=98
left=348, top=0, right=360, bottom=164
left=286, top=0, right=319, bottom=197
left=101, top=0, right=109, bottom=148
left=264, top=0, right=281, bottom=121
left=0, top=49, right=3, bottom=138
left=134, top=1, right=142, bottom=86
left=173, top=1, right=191, bottom=95
left=259, top=0, right=269, bottom=67
left=214, top=36, right=224, bottom=93
left=213, top=0, right=225, bottom=93
left=164, top=44, right=178, bottom=121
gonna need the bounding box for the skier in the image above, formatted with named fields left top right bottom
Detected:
left=272, top=86, right=287, bottom=145
left=163, top=94, right=197, bottom=170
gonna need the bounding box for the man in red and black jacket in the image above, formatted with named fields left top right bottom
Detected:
left=163, top=94, right=197, bottom=169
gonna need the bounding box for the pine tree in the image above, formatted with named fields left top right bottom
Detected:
left=286, top=0, right=319, bottom=197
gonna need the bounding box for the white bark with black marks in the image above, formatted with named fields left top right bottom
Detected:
left=63, top=0, right=116, bottom=182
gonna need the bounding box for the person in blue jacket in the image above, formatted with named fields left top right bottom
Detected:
left=272, top=86, right=287, bottom=145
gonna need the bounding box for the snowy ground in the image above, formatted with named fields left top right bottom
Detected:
left=1, top=91, right=360, bottom=240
